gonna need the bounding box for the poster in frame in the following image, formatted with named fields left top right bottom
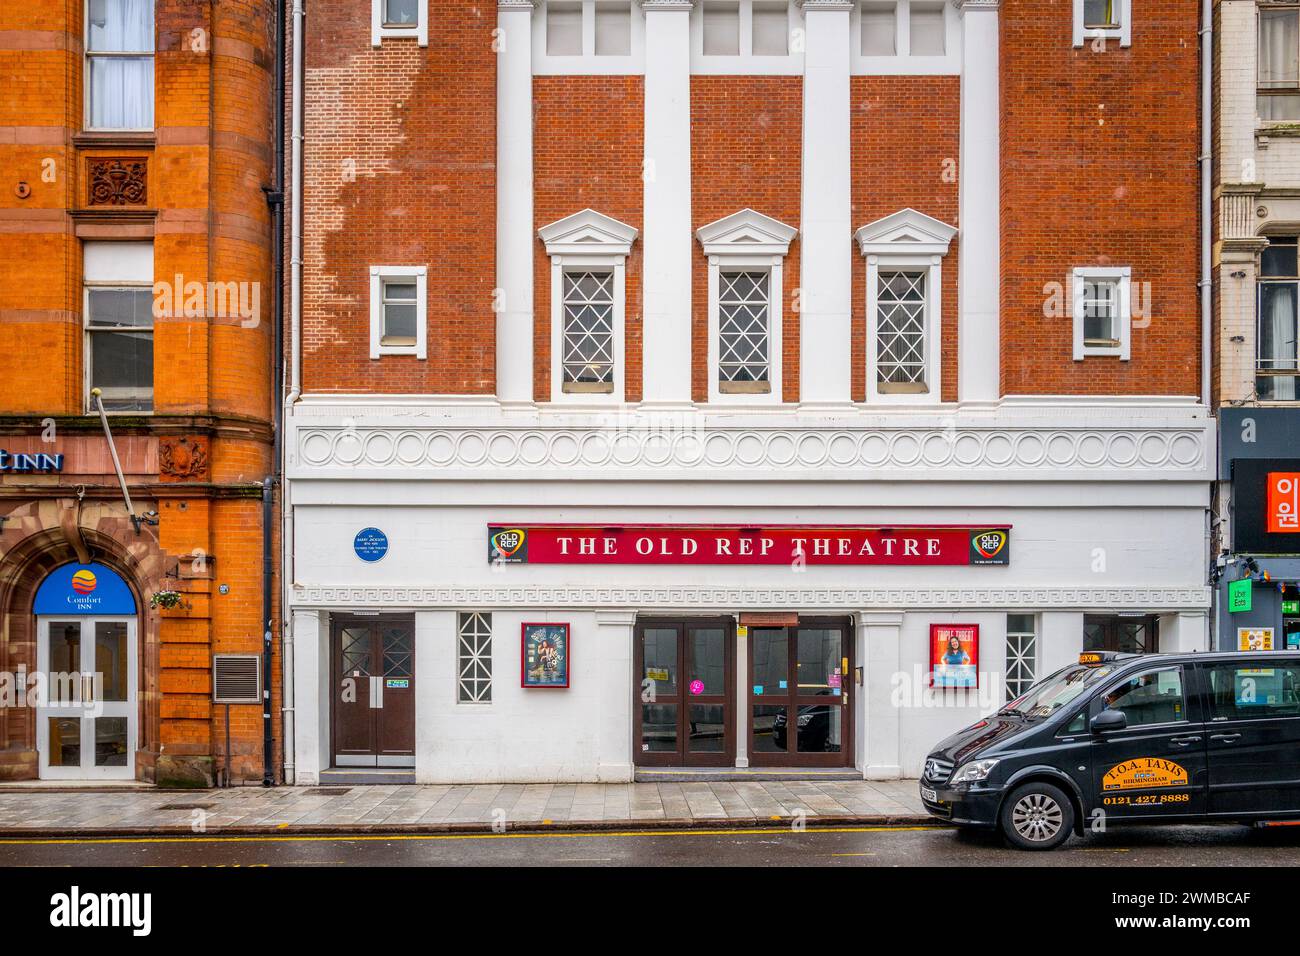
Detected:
left=521, top=622, right=570, bottom=688
left=930, top=623, right=979, bottom=688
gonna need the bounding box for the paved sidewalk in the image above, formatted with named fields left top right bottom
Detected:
left=0, top=779, right=928, bottom=836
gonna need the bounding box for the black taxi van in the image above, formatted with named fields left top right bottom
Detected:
left=919, top=650, right=1300, bottom=849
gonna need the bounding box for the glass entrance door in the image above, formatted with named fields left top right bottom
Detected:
left=36, top=617, right=137, bottom=779
left=330, top=615, right=416, bottom=767
left=635, top=619, right=734, bottom=766
left=749, top=618, right=852, bottom=766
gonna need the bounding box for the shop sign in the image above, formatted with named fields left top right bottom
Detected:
left=930, top=623, right=979, bottom=688
left=353, top=528, right=389, bottom=563
left=1267, top=472, right=1300, bottom=533
left=0, top=449, right=63, bottom=473
left=521, top=622, right=569, bottom=688
left=1238, top=627, right=1275, bottom=652
left=33, top=562, right=137, bottom=615
left=1228, top=578, right=1253, bottom=613
left=488, top=525, right=1011, bottom=567
left=1230, top=459, right=1300, bottom=553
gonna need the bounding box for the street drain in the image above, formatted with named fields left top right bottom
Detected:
left=306, top=787, right=351, bottom=797
left=158, top=803, right=216, bottom=811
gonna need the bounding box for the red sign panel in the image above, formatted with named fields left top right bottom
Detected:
left=488, top=525, right=1010, bottom=567
left=1267, top=472, right=1300, bottom=534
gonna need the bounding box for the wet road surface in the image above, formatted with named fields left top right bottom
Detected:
left=2, top=822, right=1300, bottom=866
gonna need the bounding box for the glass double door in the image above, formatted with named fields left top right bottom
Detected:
left=36, top=617, right=137, bottom=779
left=749, top=619, right=853, bottom=767
left=330, top=615, right=416, bottom=767
left=635, top=619, right=734, bottom=766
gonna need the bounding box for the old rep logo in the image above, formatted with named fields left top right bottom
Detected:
left=1102, top=757, right=1189, bottom=791
left=71, top=569, right=97, bottom=595
left=491, top=529, right=526, bottom=557
left=972, top=530, right=1006, bottom=560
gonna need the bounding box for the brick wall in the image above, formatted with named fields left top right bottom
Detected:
left=301, top=0, right=496, bottom=394
left=690, top=76, right=802, bottom=402
left=533, top=75, right=645, bottom=402
left=851, top=75, right=960, bottom=403
left=1000, top=1, right=1201, bottom=396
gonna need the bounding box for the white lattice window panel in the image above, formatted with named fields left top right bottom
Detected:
left=1005, top=615, right=1037, bottom=702
left=718, top=271, right=771, bottom=387
left=876, top=271, right=927, bottom=390
left=696, top=208, right=796, bottom=404
left=856, top=208, right=955, bottom=405
left=457, top=612, right=493, bottom=703
left=562, top=271, right=616, bottom=390
left=538, top=209, right=637, bottom=403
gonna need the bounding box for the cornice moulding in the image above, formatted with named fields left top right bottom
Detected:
left=292, top=585, right=1211, bottom=612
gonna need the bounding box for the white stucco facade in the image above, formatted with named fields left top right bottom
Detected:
left=284, top=397, right=1213, bottom=784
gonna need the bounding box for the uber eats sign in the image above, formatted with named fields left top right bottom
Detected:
left=1228, top=578, right=1253, bottom=614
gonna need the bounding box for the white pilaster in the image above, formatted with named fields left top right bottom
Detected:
left=860, top=611, right=903, bottom=780
left=595, top=610, right=637, bottom=781
left=640, top=0, right=695, bottom=406
left=291, top=609, right=326, bottom=785
left=798, top=0, right=854, bottom=406
left=954, top=0, right=1000, bottom=404
left=496, top=0, right=537, bottom=405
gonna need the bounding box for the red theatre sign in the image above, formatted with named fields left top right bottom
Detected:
left=487, top=525, right=1011, bottom=567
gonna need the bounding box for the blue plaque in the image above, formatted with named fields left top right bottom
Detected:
left=353, top=528, right=389, bottom=563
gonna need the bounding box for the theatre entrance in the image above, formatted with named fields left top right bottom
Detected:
left=748, top=617, right=854, bottom=767
left=634, top=618, right=735, bottom=766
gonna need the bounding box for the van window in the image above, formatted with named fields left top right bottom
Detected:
left=1101, top=667, right=1185, bottom=726
left=1207, top=663, right=1300, bottom=720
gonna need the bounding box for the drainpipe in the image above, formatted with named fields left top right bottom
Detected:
left=1199, top=0, right=1215, bottom=648
left=279, top=0, right=306, bottom=785
left=1199, top=0, right=1212, bottom=410
left=260, top=0, right=290, bottom=788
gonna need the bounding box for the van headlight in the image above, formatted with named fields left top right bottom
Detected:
left=950, top=759, right=1000, bottom=785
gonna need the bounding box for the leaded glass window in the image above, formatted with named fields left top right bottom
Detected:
left=876, top=271, right=927, bottom=391
left=718, top=271, right=770, bottom=388
left=1005, top=614, right=1037, bottom=701
left=458, top=612, right=492, bottom=703
left=562, top=271, right=615, bottom=391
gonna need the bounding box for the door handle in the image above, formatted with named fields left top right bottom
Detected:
left=1210, top=733, right=1242, bottom=744
left=1169, top=735, right=1201, bottom=746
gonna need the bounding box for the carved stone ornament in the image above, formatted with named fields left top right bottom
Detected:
left=87, top=157, right=148, bottom=207
left=159, top=437, right=209, bottom=481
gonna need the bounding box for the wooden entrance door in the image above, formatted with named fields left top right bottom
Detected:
left=748, top=617, right=853, bottom=767
left=331, top=615, right=415, bottom=767
left=634, top=618, right=734, bottom=766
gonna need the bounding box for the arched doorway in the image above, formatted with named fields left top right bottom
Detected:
left=32, top=562, right=139, bottom=780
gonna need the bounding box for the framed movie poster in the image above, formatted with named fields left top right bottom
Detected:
left=930, top=623, right=979, bottom=688
left=521, top=622, right=570, bottom=688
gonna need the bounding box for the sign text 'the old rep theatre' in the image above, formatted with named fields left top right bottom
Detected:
left=488, top=525, right=1011, bottom=567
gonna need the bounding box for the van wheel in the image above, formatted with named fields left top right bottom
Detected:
left=999, top=782, right=1074, bottom=851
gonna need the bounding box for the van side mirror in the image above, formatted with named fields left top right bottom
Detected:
left=1090, top=709, right=1127, bottom=733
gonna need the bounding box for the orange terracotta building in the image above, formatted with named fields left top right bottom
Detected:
left=0, top=0, right=279, bottom=784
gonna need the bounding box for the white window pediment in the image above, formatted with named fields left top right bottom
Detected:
left=538, top=208, right=639, bottom=257
left=855, top=207, right=957, bottom=257
left=696, top=207, right=798, bottom=256
left=539, top=209, right=637, bottom=404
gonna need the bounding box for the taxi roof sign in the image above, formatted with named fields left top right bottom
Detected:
left=1079, top=652, right=1118, bottom=665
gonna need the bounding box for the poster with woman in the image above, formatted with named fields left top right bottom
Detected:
left=930, top=624, right=979, bottom=688
left=521, top=622, right=570, bottom=688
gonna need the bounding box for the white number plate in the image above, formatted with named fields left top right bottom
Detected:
left=920, top=786, right=937, bottom=802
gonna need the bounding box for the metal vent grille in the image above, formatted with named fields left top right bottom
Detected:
left=213, top=654, right=262, bottom=704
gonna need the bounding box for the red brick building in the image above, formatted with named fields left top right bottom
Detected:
left=0, top=0, right=279, bottom=784
left=281, top=1, right=1212, bottom=785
